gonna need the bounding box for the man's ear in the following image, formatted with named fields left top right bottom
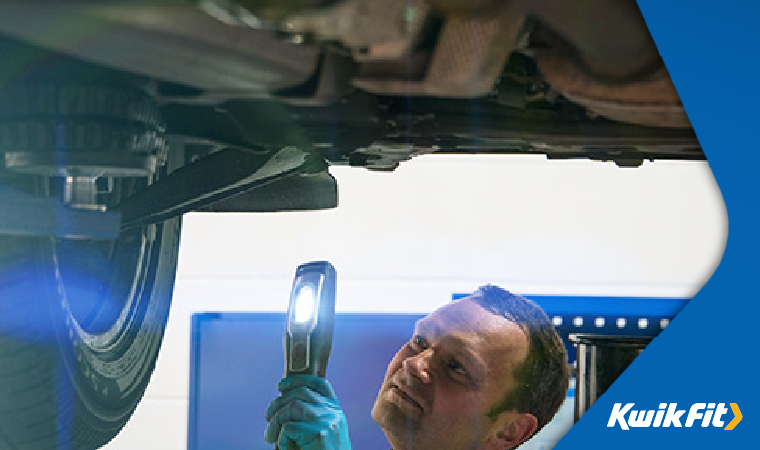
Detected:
left=484, top=412, right=538, bottom=450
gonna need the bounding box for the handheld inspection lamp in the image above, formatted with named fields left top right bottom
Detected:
left=285, top=261, right=337, bottom=378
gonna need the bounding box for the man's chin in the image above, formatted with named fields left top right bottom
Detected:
left=373, top=402, right=426, bottom=450
left=372, top=390, right=423, bottom=432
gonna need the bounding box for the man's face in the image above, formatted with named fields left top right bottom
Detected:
left=371, top=297, right=530, bottom=450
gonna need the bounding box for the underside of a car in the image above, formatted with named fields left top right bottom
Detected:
left=0, top=1, right=704, bottom=449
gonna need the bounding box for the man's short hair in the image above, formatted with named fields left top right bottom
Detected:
left=471, top=285, right=570, bottom=434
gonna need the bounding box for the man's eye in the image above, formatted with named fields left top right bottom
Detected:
left=447, top=359, right=467, bottom=376
left=410, top=335, right=427, bottom=350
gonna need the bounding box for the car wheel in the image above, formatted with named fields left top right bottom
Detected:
left=0, top=83, right=182, bottom=450
left=0, top=214, right=181, bottom=450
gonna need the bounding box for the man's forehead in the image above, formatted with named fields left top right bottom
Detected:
left=416, top=297, right=527, bottom=347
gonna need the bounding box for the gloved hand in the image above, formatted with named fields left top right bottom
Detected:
left=265, top=375, right=352, bottom=450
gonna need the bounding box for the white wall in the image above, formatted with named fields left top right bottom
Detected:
left=103, top=155, right=727, bottom=449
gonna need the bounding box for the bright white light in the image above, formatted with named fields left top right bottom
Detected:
left=573, top=317, right=583, bottom=327
left=616, top=318, right=627, bottom=328
left=293, top=285, right=317, bottom=323
left=595, top=317, right=605, bottom=328
left=552, top=316, right=563, bottom=327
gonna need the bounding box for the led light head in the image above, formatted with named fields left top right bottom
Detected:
left=285, top=261, right=336, bottom=377
left=292, top=283, right=318, bottom=324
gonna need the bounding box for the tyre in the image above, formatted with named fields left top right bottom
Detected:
left=0, top=217, right=181, bottom=450
left=0, top=84, right=182, bottom=449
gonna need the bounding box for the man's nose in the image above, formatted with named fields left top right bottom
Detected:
left=403, top=348, right=433, bottom=384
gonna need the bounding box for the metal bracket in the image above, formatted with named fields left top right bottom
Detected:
left=115, top=146, right=328, bottom=230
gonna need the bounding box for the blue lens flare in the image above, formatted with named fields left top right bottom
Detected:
left=0, top=245, right=120, bottom=344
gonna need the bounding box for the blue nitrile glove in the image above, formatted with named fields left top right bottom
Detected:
left=265, top=375, right=352, bottom=450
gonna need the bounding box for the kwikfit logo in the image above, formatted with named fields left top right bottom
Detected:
left=608, top=403, right=742, bottom=430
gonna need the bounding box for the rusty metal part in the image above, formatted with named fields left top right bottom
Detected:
left=529, top=0, right=661, bottom=81
left=356, top=51, right=430, bottom=81
left=353, top=0, right=529, bottom=97
left=284, top=0, right=431, bottom=62
left=535, top=51, right=690, bottom=128
left=519, top=0, right=686, bottom=128
left=564, top=94, right=690, bottom=130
